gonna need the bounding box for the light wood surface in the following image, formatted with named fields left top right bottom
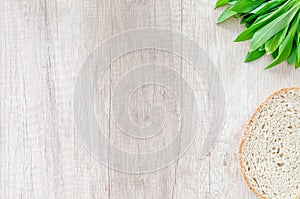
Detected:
left=1, top=0, right=299, bottom=198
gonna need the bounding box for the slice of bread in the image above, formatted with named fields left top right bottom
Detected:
left=239, top=87, right=300, bottom=199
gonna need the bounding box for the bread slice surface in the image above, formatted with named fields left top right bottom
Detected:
left=239, top=87, right=300, bottom=199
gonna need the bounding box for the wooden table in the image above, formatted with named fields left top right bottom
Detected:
left=1, top=0, right=299, bottom=198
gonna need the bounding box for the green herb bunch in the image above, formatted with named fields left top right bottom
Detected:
left=216, top=0, right=300, bottom=69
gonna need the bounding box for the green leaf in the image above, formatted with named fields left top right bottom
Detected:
left=250, top=0, right=286, bottom=15
left=217, top=6, right=238, bottom=24
left=234, top=0, right=295, bottom=42
left=244, top=48, right=266, bottom=62
left=272, top=49, right=279, bottom=59
left=249, top=5, right=299, bottom=52
left=251, top=12, right=272, bottom=25
left=265, top=12, right=300, bottom=69
left=296, top=34, right=300, bottom=68
left=215, top=0, right=229, bottom=8
left=287, top=48, right=296, bottom=65
left=230, top=0, right=265, bottom=13
left=240, top=13, right=253, bottom=24
left=265, top=26, right=288, bottom=54
left=295, top=45, right=300, bottom=68
left=243, top=14, right=259, bottom=25
left=244, top=0, right=286, bottom=26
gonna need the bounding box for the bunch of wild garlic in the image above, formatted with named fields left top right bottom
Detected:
left=216, top=0, right=300, bottom=69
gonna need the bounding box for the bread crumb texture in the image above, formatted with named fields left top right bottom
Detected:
left=240, top=88, right=300, bottom=199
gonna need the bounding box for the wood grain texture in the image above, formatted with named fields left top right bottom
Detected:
left=1, top=0, right=300, bottom=199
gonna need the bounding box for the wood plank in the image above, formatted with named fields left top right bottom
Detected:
left=1, top=0, right=299, bottom=198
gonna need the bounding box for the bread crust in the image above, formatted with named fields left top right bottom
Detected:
left=238, top=87, right=300, bottom=199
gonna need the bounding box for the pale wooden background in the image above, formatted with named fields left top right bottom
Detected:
left=1, top=0, right=300, bottom=199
